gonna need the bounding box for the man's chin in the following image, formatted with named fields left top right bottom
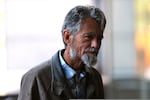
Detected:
left=85, top=61, right=97, bottom=68
left=81, top=54, right=97, bottom=67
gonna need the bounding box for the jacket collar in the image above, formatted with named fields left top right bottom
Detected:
left=51, top=50, right=72, bottom=98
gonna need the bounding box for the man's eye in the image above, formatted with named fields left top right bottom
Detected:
left=85, top=35, right=92, bottom=40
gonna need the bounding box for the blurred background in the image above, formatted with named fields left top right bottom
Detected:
left=0, top=0, right=150, bottom=99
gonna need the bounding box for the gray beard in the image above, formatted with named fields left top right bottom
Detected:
left=81, top=53, right=97, bottom=67
left=69, top=48, right=97, bottom=67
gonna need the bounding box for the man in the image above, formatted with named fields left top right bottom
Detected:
left=17, top=5, right=106, bottom=100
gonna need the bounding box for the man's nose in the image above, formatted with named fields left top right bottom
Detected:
left=91, top=39, right=100, bottom=49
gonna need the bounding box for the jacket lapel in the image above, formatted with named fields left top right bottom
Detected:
left=85, top=67, right=96, bottom=98
left=50, top=51, right=73, bottom=98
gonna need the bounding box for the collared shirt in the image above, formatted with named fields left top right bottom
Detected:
left=59, top=50, right=87, bottom=98
left=59, top=51, right=85, bottom=79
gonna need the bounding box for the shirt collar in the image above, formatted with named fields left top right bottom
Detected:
left=59, top=50, right=86, bottom=79
left=59, top=51, right=76, bottom=79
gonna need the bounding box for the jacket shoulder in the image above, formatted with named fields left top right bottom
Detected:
left=24, top=59, right=51, bottom=77
left=21, top=59, right=52, bottom=91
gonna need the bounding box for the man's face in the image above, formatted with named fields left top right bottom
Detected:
left=69, top=18, right=103, bottom=67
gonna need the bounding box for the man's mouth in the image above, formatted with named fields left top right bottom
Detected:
left=86, top=52, right=98, bottom=56
left=84, top=48, right=99, bottom=56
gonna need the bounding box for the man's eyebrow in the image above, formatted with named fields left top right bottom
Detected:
left=83, top=32, right=94, bottom=36
left=82, top=32, right=104, bottom=39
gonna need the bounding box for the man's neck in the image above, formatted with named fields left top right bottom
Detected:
left=63, top=49, right=84, bottom=71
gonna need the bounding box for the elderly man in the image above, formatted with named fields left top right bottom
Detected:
left=17, top=5, right=106, bottom=100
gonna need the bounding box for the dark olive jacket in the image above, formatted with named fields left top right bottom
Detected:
left=17, top=50, right=104, bottom=100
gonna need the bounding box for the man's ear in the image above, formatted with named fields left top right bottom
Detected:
left=62, top=29, right=73, bottom=46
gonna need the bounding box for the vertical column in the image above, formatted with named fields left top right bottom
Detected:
left=112, top=0, right=136, bottom=78
left=135, top=0, right=150, bottom=99
left=0, top=0, right=7, bottom=70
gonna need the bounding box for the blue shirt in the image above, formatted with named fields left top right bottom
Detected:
left=59, top=51, right=85, bottom=79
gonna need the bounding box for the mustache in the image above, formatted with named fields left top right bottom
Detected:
left=84, top=48, right=99, bottom=55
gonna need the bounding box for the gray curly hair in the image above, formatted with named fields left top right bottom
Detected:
left=62, top=5, right=106, bottom=46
